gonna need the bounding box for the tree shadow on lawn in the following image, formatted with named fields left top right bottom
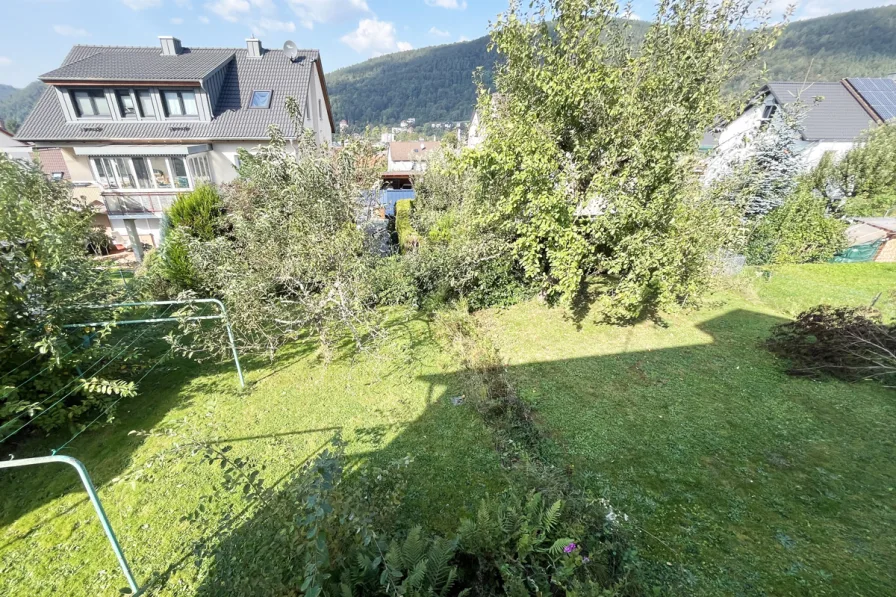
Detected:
left=186, top=309, right=896, bottom=597
left=0, top=337, right=319, bottom=530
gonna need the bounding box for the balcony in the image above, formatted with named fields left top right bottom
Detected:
left=103, top=193, right=177, bottom=216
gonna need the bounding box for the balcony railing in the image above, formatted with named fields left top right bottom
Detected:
left=103, top=193, right=178, bottom=216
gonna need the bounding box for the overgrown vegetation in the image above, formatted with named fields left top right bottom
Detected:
left=806, top=125, right=896, bottom=216
left=0, top=154, right=134, bottom=434
left=465, top=0, right=778, bottom=320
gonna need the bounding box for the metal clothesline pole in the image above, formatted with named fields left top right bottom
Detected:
left=0, top=455, right=140, bottom=595
left=63, top=298, right=245, bottom=389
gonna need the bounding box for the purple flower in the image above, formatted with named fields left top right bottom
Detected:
left=582, top=557, right=590, bottom=564
left=563, top=542, right=577, bottom=554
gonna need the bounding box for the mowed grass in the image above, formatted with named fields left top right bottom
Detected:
left=479, top=263, right=896, bottom=595
left=0, top=314, right=506, bottom=596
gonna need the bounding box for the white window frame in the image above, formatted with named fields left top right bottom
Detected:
left=162, top=90, right=199, bottom=118
left=90, top=156, right=197, bottom=192
left=187, top=154, right=213, bottom=184
left=71, top=89, right=111, bottom=118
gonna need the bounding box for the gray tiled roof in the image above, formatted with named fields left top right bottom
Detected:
left=40, top=46, right=235, bottom=82
left=766, top=81, right=877, bottom=141
left=17, top=46, right=323, bottom=142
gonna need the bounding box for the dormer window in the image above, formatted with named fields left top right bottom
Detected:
left=137, top=90, right=155, bottom=118
left=71, top=89, right=110, bottom=118
left=162, top=90, right=198, bottom=117
left=761, top=104, right=777, bottom=121
left=116, top=90, right=138, bottom=118
left=249, top=90, right=272, bottom=109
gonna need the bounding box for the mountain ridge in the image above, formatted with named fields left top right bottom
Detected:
left=328, top=6, right=896, bottom=126
left=2, top=7, right=896, bottom=132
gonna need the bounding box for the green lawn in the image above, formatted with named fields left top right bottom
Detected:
left=0, top=314, right=507, bottom=596
left=2, top=264, right=894, bottom=596
left=479, top=263, right=896, bottom=595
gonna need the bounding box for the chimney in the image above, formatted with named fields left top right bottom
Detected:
left=159, top=36, right=183, bottom=56
left=246, top=38, right=263, bottom=58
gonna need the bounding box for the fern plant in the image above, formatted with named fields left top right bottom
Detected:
left=457, top=491, right=580, bottom=595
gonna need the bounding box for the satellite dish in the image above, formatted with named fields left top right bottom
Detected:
left=283, top=40, right=299, bottom=62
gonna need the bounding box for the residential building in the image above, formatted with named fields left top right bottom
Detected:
left=0, top=123, right=33, bottom=162
left=15, top=35, right=335, bottom=251
left=708, top=78, right=895, bottom=171
left=383, top=140, right=440, bottom=189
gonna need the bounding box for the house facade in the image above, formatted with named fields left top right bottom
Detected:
left=16, top=36, right=334, bottom=250
left=383, top=141, right=440, bottom=189
left=708, top=78, right=895, bottom=175
left=0, top=123, right=33, bottom=162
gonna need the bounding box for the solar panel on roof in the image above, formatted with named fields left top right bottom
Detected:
left=848, top=78, right=896, bottom=122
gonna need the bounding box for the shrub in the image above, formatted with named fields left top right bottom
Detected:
left=395, top=199, right=420, bottom=251
left=767, top=305, right=896, bottom=385
left=167, top=184, right=223, bottom=241
left=807, top=125, right=896, bottom=216
left=746, top=187, right=847, bottom=265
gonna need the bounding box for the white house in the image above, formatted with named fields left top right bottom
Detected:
left=0, top=123, right=33, bottom=162
left=16, top=35, right=335, bottom=251
left=707, top=79, right=894, bottom=176
left=386, top=141, right=440, bottom=172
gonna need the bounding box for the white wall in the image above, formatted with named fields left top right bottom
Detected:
left=706, top=97, right=856, bottom=181
left=308, top=66, right=334, bottom=145
left=109, top=216, right=162, bottom=248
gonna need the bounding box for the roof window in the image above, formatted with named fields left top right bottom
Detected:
left=250, top=90, right=272, bottom=109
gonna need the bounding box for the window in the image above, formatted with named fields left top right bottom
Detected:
left=116, top=90, right=137, bottom=118
left=51, top=172, right=64, bottom=181
left=249, top=90, right=272, bottom=109
left=162, top=90, right=198, bottom=117
left=110, top=158, right=135, bottom=189
left=149, top=157, right=172, bottom=188
left=170, top=157, right=190, bottom=189
left=761, top=104, right=777, bottom=120
left=188, top=154, right=212, bottom=183
left=132, top=157, right=153, bottom=188
left=137, top=90, right=155, bottom=118
left=318, top=98, right=323, bottom=121
left=91, top=156, right=197, bottom=191
left=92, top=158, right=118, bottom=189
left=72, top=89, right=110, bottom=117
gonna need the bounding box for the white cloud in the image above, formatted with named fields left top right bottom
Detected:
left=286, top=0, right=370, bottom=29
left=0, top=56, right=12, bottom=66
left=425, top=0, right=467, bottom=9
left=198, top=15, right=210, bottom=23
left=429, top=26, right=450, bottom=37
left=249, top=17, right=297, bottom=35
left=623, top=12, right=642, bottom=20
left=204, top=0, right=273, bottom=22
left=170, top=17, right=185, bottom=24
left=174, top=0, right=193, bottom=7
left=53, top=24, right=90, bottom=37
left=458, top=35, right=469, bottom=42
left=341, top=18, right=413, bottom=56
left=122, top=0, right=162, bottom=9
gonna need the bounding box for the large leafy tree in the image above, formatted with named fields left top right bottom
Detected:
left=467, top=0, right=781, bottom=320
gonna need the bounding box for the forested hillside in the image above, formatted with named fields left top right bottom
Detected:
left=1, top=7, right=895, bottom=130
left=0, top=82, right=46, bottom=133
left=327, top=37, right=495, bottom=125
left=329, top=6, right=896, bottom=126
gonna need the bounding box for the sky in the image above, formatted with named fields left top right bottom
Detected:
left=1, top=0, right=894, bottom=88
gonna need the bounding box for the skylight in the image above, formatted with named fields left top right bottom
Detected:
left=250, top=90, right=272, bottom=109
